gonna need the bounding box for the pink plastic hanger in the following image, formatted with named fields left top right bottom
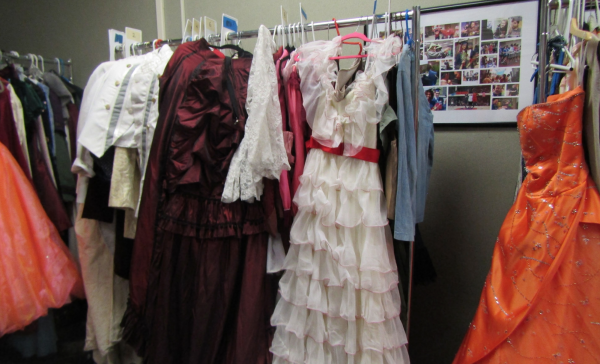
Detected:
left=340, top=31, right=372, bottom=43
left=329, top=18, right=369, bottom=60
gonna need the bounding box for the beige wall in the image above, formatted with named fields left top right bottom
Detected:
left=1, top=0, right=523, bottom=362
left=0, top=0, right=158, bottom=85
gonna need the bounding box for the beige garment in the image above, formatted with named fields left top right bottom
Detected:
left=108, top=147, right=140, bottom=238
left=386, top=139, right=398, bottom=220
left=75, top=203, right=139, bottom=364
left=580, top=36, right=600, bottom=189
left=7, top=84, right=31, bottom=176
left=35, top=115, right=57, bottom=187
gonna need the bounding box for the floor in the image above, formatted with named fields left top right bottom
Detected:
left=0, top=300, right=94, bottom=364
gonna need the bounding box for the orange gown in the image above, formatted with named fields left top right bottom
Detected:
left=454, top=87, right=600, bottom=363
left=0, top=142, right=84, bottom=336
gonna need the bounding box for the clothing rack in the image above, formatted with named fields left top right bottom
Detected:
left=123, top=4, right=423, bottom=340
left=1, top=51, right=73, bottom=82
left=128, top=10, right=415, bottom=51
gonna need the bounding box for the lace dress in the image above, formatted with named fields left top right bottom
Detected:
left=270, top=36, right=411, bottom=364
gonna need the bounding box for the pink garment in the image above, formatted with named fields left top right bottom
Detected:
left=276, top=54, right=293, bottom=212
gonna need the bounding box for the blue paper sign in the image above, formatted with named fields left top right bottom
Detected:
left=223, top=16, right=238, bottom=32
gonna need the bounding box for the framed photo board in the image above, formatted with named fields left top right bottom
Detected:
left=369, top=0, right=539, bottom=123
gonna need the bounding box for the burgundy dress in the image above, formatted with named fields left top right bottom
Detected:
left=122, top=39, right=274, bottom=364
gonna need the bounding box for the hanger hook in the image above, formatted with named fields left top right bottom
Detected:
left=55, top=57, right=61, bottom=75
left=28, top=53, right=36, bottom=69
left=38, top=55, right=44, bottom=72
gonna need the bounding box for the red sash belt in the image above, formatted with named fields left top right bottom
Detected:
left=305, top=136, right=380, bottom=163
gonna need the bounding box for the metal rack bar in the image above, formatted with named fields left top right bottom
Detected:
left=1, top=52, right=72, bottom=66
left=1, top=52, right=73, bottom=81
left=538, top=0, right=550, bottom=103
left=406, top=5, right=420, bottom=342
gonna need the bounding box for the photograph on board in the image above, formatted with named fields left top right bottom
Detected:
left=492, top=18, right=510, bottom=39
left=492, top=84, right=506, bottom=97
left=480, top=68, right=520, bottom=83
left=462, top=70, right=479, bottom=84
left=448, top=85, right=492, bottom=110
left=507, top=16, right=522, bottom=38
left=481, top=19, right=494, bottom=40
left=499, top=40, right=521, bottom=67
left=423, top=23, right=459, bottom=41
left=481, top=55, right=498, bottom=68
left=460, top=21, right=481, bottom=37
left=441, top=59, right=454, bottom=71
left=481, top=41, right=498, bottom=54
left=440, top=71, right=462, bottom=85
left=421, top=61, right=441, bottom=86
left=492, top=97, right=519, bottom=110
left=506, top=83, right=519, bottom=96
left=425, top=87, right=447, bottom=111
left=454, top=38, right=480, bottom=69
left=424, top=40, right=453, bottom=60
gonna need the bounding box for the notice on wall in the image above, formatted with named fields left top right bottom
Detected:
left=420, top=1, right=538, bottom=123
left=108, top=29, right=125, bottom=61
left=372, top=1, right=538, bottom=123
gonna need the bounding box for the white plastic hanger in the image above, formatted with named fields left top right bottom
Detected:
left=28, top=54, right=36, bottom=69
left=38, top=55, right=44, bottom=72
left=272, top=24, right=279, bottom=47
left=311, top=21, right=316, bottom=42
left=55, top=58, right=61, bottom=75
left=279, top=24, right=285, bottom=48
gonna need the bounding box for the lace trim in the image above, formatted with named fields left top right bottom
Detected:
left=222, top=25, right=291, bottom=203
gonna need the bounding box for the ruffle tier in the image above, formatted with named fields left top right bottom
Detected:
left=294, top=149, right=388, bottom=227
left=157, top=192, right=267, bottom=239
left=271, top=149, right=408, bottom=364
left=271, top=320, right=409, bottom=364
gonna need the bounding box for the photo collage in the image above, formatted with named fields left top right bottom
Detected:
left=421, top=16, right=522, bottom=111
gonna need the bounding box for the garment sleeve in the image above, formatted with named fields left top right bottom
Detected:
left=393, top=49, right=417, bottom=241
left=222, top=25, right=290, bottom=203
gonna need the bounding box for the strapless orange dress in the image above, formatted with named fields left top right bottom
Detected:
left=0, top=142, right=84, bottom=336
left=454, top=87, right=600, bottom=363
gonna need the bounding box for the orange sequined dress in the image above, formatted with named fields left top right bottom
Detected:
left=0, top=142, right=84, bottom=336
left=454, top=87, right=600, bottom=363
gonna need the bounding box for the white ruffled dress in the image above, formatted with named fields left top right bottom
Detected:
left=270, top=36, right=410, bottom=364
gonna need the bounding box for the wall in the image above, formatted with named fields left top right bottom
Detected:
left=0, top=0, right=158, bottom=85
left=412, top=125, right=520, bottom=363
left=0, top=0, right=523, bottom=363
